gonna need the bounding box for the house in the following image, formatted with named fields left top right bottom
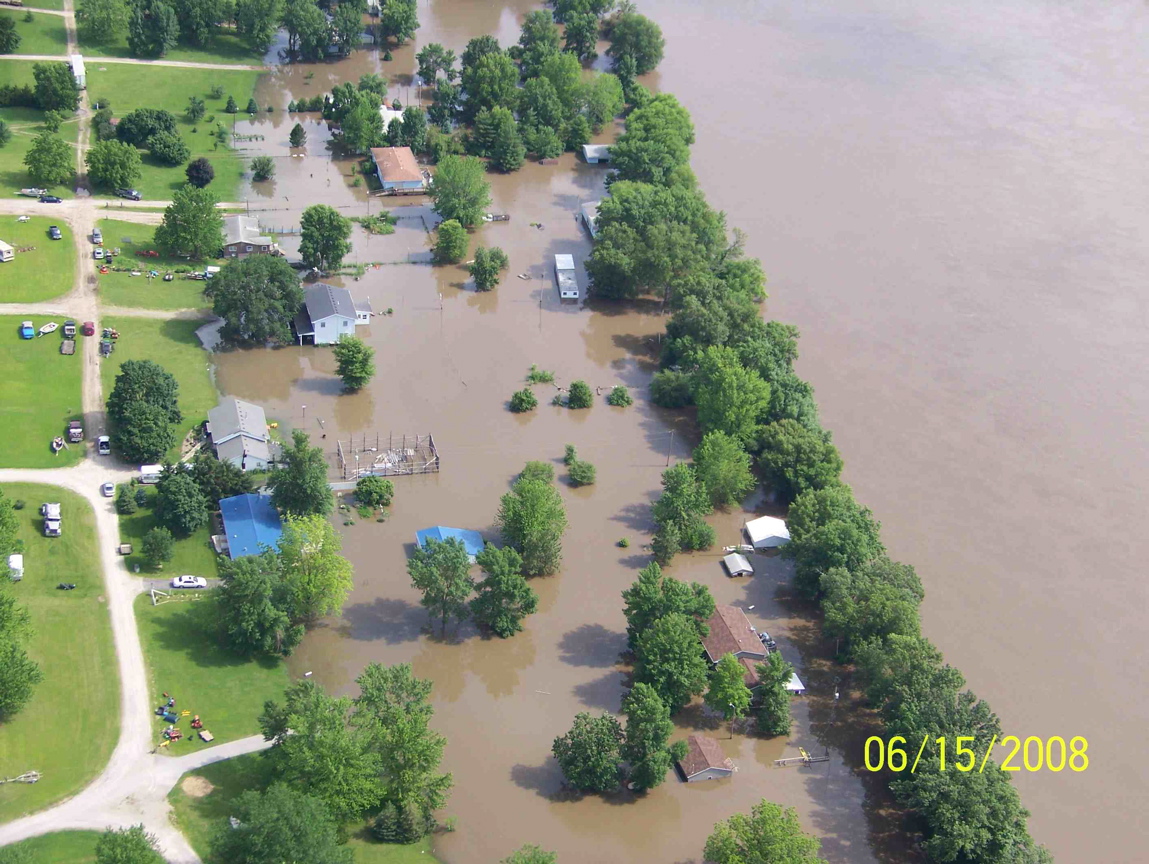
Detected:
left=677, top=735, right=734, bottom=782
left=554, top=254, right=579, bottom=300
left=722, top=552, right=754, bottom=577
left=378, top=103, right=403, bottom=129
left=293, top=283, right=367, bottom=345
left=222, top=215, right=278, bottom=258
left=71, top=54, right=86, bottom=90
left=370, top=146, right=426, bottom=194
left=581, top=144, right=612, bottom=164
left=701, top=604, right=768, bottom=664
left=743, top=515, right=790, bottom=549
left=207, top=397, right=272, bottom=472
left=580, top=200, right=600, bottom=239
left=786, top=672, right=807, bottom=696
left=415, top=526, right=485, bottom=563
left=218, top=493, right=284, bottom=560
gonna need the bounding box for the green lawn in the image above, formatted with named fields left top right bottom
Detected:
left=80, top=27, right=265, bottom=66
left=96, top=219, right=213, bottom=310
left=116, top=485, right=219, bottom=578
left=168, top=754, right=440, bottom=864
left=22, top=0, right=65, bottom=11
left=85, top=64, right=263, bottom=201
left=0, top=831, right=101, bottom=862
left=99, top=315, right=217, bottom=461
left=0, top=104, right=82, bottom=198
left=0, top=485, right=119, bottom=823
left=0, top=214, right=75, bottom=303
left=0, top=316, right=84, bottom=469
left=133, top=593, right=289, bottom=755
left=1, top=9, right=69, bottom=55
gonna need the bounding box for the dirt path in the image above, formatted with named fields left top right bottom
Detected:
left=0, top=54, right=264, bottom=71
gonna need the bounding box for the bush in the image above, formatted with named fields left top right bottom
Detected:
left=526, top=365, right=555, bottom=384
left=650, top=369, right=693, bottom=408
left=12, top=499, right=24, bottom=510
left=115, top=485, right=137, bottom=515
left=251, top=155, right=275, bottom=181
left=245, top=98, right=259, bottom=114
left=519, top=461, right=554, bottom=483
left=568, top=460, right=596, bottom=487
left=142, top=527, right=174, bottom=569
left=433, top=219, right=467, bottom=264
left=147, top=131, right=190, bottom=166
left=563, top=444, right=577, bottom=466
left=355, top=475, right=394, bottom=508
left=510, top=388, right=538, bottom=413
left=371, top=800, right=429, bottom=843
left=134, top=487, right=149, bottom=507
left=617, top=537, right=629, bottom=548
left=209, top=85, right=224, bottom=98
left=606, top=385, right=633, bottom=407
left=567, top=380, right=593, bottom=409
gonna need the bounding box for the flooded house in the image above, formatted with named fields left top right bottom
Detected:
left=206, top=397, right=272, bottom=472
left=743, top=515, right=791, bottom=549
left=293, top=283, right=370, bottom=345
left=370, top=146, right=427, bottom=194
left=217, top=493, right=283, bottom=560
left=677, top=735, right=735, bottom=782
left=581, top=144, right=612, bottom=164
left=222, top=215, right=279, bottom=258
left=580, top=200, right=600, bottom=239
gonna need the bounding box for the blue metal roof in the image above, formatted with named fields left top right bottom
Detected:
left=219, top=493, right=283, bottom=560
left=415, top=526, right=485, bottom=559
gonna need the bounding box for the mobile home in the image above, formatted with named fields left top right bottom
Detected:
left=554, top=254, right=579, bottom=300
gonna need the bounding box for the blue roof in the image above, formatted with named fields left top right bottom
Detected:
left=219, top=493, right=284, bottom=560
left=415, top=526, right=485, bottom=558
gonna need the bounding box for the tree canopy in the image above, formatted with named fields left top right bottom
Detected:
left=407, top=537, right=474, bottom=634
left=267, top=430, right=332, bottom=517
left=621, top=682, right=685, bottom=792
left=692, top=431, right=756, bottom=507
left=757, top=420, right=843, bottom=502
left=606, top=12, right=665, bottom=75
left=551, top=712, right=622, bottom=792
left=278, top=513, right=354, bottom=623
left=94, top=825, right=164, bottom=864
left=621, top=561, right=713, bottom=651
left=470, top=544, right=538, bottom=637
left=0, top=586, right=42, bottom=720
left=215, top=552, right=303, bottom=657
left=650, top=462, right=714, bottom=563
left=704, top=801, right=827, bottom=864
left=205, top=255, right=304, bottom=345
left=155, top=467, right=209, bottom=537
left=85, top=139, right=142, bottom=190
left=634, top=612, right=709, bottom=713
left=300, top=204, right=352, bottom=271
left=821, top=557, right=924, bottom=657
left=155, top=184, right=223, bottom=260
left=496, top=476, right=568, bottom=576
left=429, top=154, right=491, bottom=228
left=783, top=483, right=884, bottom=598
left=333, top=335, right=376, bottom=392
left=209, top=783, right=352, bottom=864
left=705, top=652, right=753, bottom=722
left=23, top=132, right=72, bottom=187
left=33, top=62, right=79, bottom=112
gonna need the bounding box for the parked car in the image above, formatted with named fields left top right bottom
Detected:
left=101, top=482, right=115, bottom=497
left=39, top=195, right=62, bottom=204
left=81, top=321, right=96, bottom=336
left=48, top=225, right=61, bottom=240
left=93, top=248, right=105, bottom=260
left=92, top=228, right=102, bottom=244
left=171, top=575, right=208, bottom=589
left=116, top=188, right=141, bottom=201
left=97, top=435, right=111, bottom=455
left=63, top=319, right=76, bottom=337
left=19, top=321, right=34, bottom=339
left=41, top=502, right=61, bottom=537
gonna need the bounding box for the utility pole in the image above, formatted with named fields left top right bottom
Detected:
left=666, top=430, right=675, bottom=467
left=729, top=704, right=735, bottom=739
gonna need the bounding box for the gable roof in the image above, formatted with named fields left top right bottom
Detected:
left=415, top=526, right=485, bottom=559
left=305, top=283, right=356, bottom=321
left=678, top=735, right=734, bottom=778
left=222, top=214, right=272, bottom=247
left=216, top=434, right=270, bottom=465
left=207, top=398, right=268, bottom=444
left=701, top=604, right=768, bottom=663
left=370, top=146, right=422, bottom=183
left=219, top=493, right=283, bottom=559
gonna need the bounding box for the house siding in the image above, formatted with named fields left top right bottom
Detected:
left=685, top=767, right=733, bottom=783
left=311, top=313, right=356, bottom=345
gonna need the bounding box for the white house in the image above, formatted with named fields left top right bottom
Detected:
left=581, top=144, right=611, bottom=164
left=554, top=254, right=579, bottom=300
left=743, top=515, right=790, bottom=549
left=294, top=283, right=368, bottom=345
left=71, top=54, right=86, bottom=90
left=580, top=200, right=600, bottom=239
left=722, top=552, right=754, bottom=577
left=207, top=397, right=272, bottom=472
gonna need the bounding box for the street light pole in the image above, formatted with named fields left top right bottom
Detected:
left=729, top=703, right=735, bottom=739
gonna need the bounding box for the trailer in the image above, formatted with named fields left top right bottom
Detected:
left=67, top=421, right=83, bottom=443
left=554, top=254, right=579, bottom=300
left=60, top=339, right=75, bottom=355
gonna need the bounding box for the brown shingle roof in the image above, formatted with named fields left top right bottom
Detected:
left=739, top=656, right=761, bottom=688
left=370, top=146, right=422, bottom=183
left=677, top=735, right=734, bottom=778
left=701, top=604, right=768, bottom=663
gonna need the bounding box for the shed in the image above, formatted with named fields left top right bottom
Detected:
left=581, top=144, right=612, bottom=164
left=722, top=553, right=753, bottom=577
left=554, top=253, right=579, bottom=300
left=71, top=54, right=86, bottom=89
left=785, top=672, right=807, bottom=696
left=415, top=526, right=485, bottom=563
left=701, top=604, right=767, bottom=663
left=370, top=146, right=426, bottom=193
left=0, top=240, right=13, bottom=262
left=743, top=515, right=790, bottom=549
left=219, top=493, right=284, bottom=560
left=677, top=735, right=734, bottom=782
left=222, top=215, right=277, bottom=258
left=580, top=200, right=600, bottom=239
left=7, top=553, right=23, bottom=582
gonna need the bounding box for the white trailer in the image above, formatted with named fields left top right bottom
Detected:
left=554, top=254, right=579, bottom=300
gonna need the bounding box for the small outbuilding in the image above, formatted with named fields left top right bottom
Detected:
left=71, top=54, right=86, bottom=90
left=581, top=144, right=612, bottom=164
left=580, top=200, right=600, bottom=239
left=7, top=553, right=23, bottom=582
left=743, top=515, right=790, bottom=549
left=415, top=526, right=485, bottom=563
left=785, top=672, right=807, bottom=696
left=370, top=146, right=426, bottom=193
left=222, top=215, right=278, bottom=258
left=722, top=552, right=753, bottom=577
left=677, top=735, right=735, bottom=782
left=554, top=253, right=579, bottom=300
left=219, top=493, right=284, bottom=560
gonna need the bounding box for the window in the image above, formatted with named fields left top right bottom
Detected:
left=245, top=245, right=253, bottom=252
left=320, top=321, right=325, bottom=328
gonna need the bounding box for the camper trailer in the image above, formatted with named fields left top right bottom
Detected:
left=140, top=464, right=163, bottom=484
left=0, top=241, right=14, bottom=262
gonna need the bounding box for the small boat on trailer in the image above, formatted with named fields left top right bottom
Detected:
left=38, top=322, right=57, bottom=336
left=19, top=188, right=47, bottom=198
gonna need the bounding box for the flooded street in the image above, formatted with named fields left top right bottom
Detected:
left=210, top=0, right=1147, bottom=861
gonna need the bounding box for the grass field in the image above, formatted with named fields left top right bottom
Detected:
left=0, top=831, right=101, bottom=862
left=133, top=593, right=289, bottom=755
left=80, top=27, right=265, bottom=66
left=99, top=316, right=217, bottom=461
left=0, top=214, right=75, bottom=303
left=96, top=218, right=213, bottom=310
left=85, top=64, right=263, bottom=201
left=168, top=754, right=441, bottom=864
left=22, top=0, right=65, bottom=10
left=116, top=485, right=219, bottom=578
left=0, top=103, right=82, bottom=197
left=0, top=316, right=84, bottom=469
left=0, top=9, right=69, bottom=55
left=0, top=485, right=119, bottom=823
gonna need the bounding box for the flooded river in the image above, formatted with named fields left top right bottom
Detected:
left=213, top=1, right=1148, bottom=861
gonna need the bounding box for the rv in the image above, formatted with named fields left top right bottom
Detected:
left=140, top=464, right=163, bottom=484
left=0, top=241, right=14, bottom=263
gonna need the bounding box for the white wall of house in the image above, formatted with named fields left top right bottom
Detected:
left=312, top=314, right=355, bottom=345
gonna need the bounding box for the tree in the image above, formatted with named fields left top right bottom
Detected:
left=0, top=16, right=19, bottom=54
left=330, top=2, right=362, bottom=55
left=300, top=204, right=352, bottom=271
left=0, top=492, right=15, bottom=559
left=497, top=477, right=568, bottom=576
left=268, top=430, right=333, bottom=517
left=518, top=9, right=561, bottom=79
left=278, top=514, right=354, bottom=622
left=432, top=218, right=467, bottom=264
left=502, top=846, right=556, bottom=864
left=551, top=712, right=622, bottom=792
left=509, top=388, right=538, bottom=413
left=185, top=95, right=206, bottom=122
left=757, top=420, right=843, bottom=502
left=633, top=612, right=710, bottom=713
left=490, top=115, right=525, bottom=172
left=704, top=801, right=826, bottom=864
left=607, top=12, right=664, bottom=75
left=94, top=825, right=164, bottom=864
left=33, top=62, right=78, bottom=112
left=650, top=369, right=693, bottom=408
left=461, top=51, right=519, bottom=118
left=209, top=783, right=352, bottom=864
left=115, top=484, right=138, bottom=515
left=42, top=110, right=65, bottom=136
left=415, top=43, right=456, bottom=83
left=115, top=107, right=177, bottom=147
left=470, top=544, right=537, bottom=637
left=376, top=0, right=418, bottom=44
left=460, top=34, right=500, bottom=75
left=204, top=255, right=303, bottom=345
left=821, top=557, right=923, bottom=657
left=188, top=453, right=254, bottom=506
left=281, top=0, right=329, bottom=60
left=407, top=537, right=473, bottom=634
left=355, top=475, right=394, bottom=508
left=155, top=469, right=208, bottom=537
left=563, top=10, right=599, bottom=61
left=621, top=682, right=685, bottom=791
left=693, top=346, right=771, bottom=446
left=127, top=0, right=179, bottom=57
left=607, top=94, right=694, bottom=186
left=216, top=552, right=303, bottom=656
left=526, top=125, right=563, bottom=160
left=146, top=130, right=189, bottom=165
left=333, top=334, right=376, bottom=392
left=568, top=458, right=595, bottom=487
left=469, top=245, right=508, bottom=291
left=185, top=156, right=214, bottom=187
left=225, top=94, right=238, bottom=113
left=142, top=526, right=175, bottom=569
left=107, top=359, right=180, bottom=426
left=606, top=386, right=632, bottom=407
left=692, top=431, right=755, bottom=507
left=706, top=652, right=752, bottom=725
left=112, top=401, right=177, bottom=462
left=428, top=78, right=461, bottom=127
left=155, top=184, right=223, bottom=260
left=783, top=483, right=884, bottom=598
left=519, top=460, right=553, bottom=483
left=755, top=652, right=794, bottom=737
left=289, top=122, right=307, bottom=147
left=651, top=462, right=714, bottom=561
left=566, top=380, right=592, bottom=409
left=85, top=139, right=142, bottom=190
left=621, top=562, right=715, bottom=651
left=0, top=119, right=11, bottom=148
left=540, top=51, right=582, bottom=116
left=251, top=154, right=275, bottom=180
left=386, top=116, right=403, bottom=146
left=23, top=132, right=72, bottom=186
left=235, top=0, right=283, bottom=51
left=400, top=105, right=428, bottom=152
left=428, top=154, right=490, bottom=228
left=0, top=587, right=42, bottom=719
left=565, top=113, right=590, bottom=151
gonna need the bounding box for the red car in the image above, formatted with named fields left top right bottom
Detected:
left=81, top=321, right=95, bottom=336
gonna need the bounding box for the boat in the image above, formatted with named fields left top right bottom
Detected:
left=18, top=188, right=47, bottom=198
left=50, top=437, right=64, bottom=452
left=38, top=322, right=57, bottom=336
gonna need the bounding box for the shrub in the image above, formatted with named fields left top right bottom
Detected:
left=142, top=527, right=174, bottom=569
left=251, top=155, right=275, bottom=181
left=563, top=444, right=577, bottom=466
left=568, top=460, right=596, bottom=487
left=115, top=485, right=137, bottom=515
left=371, top=800, right=428, bottom=843
left=520, top=461, right=554, bottom=483
left=357, top=505, right=373, bottom=519
left=225, top=95, right=237, bottom=113
left=650, top=369, right=693, bottom=408
left=607, top=385, right=633, bottom=407
left=510, top=388, right=538, bottom=413
left=134, top=487, right=149, bottom=507
left=245, top=98, right=258, bottom=114
left=526, top=365, right=555, bottom=384
left=617, top=538, right=629, bottom=548
left=12, top=500, right=24, bottom=510
left=209, top=85, right=224, bottom=98
left=355, top=475, right=395, bottom=508
left=567, top=380, right=593, bottom=409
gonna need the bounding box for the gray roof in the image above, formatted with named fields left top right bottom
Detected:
left=223, top=214, right=272, bottom=247
left=304, top=283, right=356, bottom=321
left=207, top=398, right=268, bottom=443
left=217, top=435, right=271, bottom=465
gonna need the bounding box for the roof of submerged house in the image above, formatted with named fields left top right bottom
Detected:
left=678, top=735, right=734, bottom=779
left=701, top=604, right=768, bottom=662
left=370, top=146, right=423, bottom=183
left=415, top=526, right=485, bottom=558
left=223, top=214, right=272, bottom=247
left=305, top=283, right=357, bottom=320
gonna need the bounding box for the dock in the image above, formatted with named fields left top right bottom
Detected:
left=774, top=748, right=830, bottom=767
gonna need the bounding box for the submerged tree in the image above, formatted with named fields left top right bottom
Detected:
left=407, top=537, right=474, bottom=634
left=470, top=545, right=538, bottom=637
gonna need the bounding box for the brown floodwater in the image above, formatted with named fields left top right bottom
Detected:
left=209, top=1, right=1147, bottom=861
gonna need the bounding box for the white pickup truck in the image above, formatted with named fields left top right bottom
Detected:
left=40, top=502, right=61, bottom=537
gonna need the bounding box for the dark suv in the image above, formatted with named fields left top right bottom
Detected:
left=48, top=225, right=62, bottom=240
left=116, top=188, right=142, bottom=201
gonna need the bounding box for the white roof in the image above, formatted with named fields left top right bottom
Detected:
left=785, top=672, right=806, bottom=694
left=581, top=144, right=611, bottom=160
left=723, top=553, right=753, bottom=575
left=554, top=254, right=575, bottom=271
left=8, top=554, right=22, bottom=570
left=71, top=54, right=85, bottom=73
left=140, top=464, right=163, bottom=473
left=0, top=240, right=12, bottom=252
left=744, top=515, right=790, bottom=547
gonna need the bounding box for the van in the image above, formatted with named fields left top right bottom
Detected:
left=140, top=465, right=163, bottom=484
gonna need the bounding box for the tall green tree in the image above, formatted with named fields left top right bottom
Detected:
left=155, top=184, right=223, bottom=260
left=115, top=107, right=177, bottom=147
left=107, top=359, right=181, bottom=427
left=693, top=345, right=772, bottom=446
left=0, top=17, right=19, bottom=54
left=757, top=420, right=843, bottom=502
left=94, top=825, right=164, bottom=864
left=78, top=0, right=128, bottom=44
left=705, top=652, right=752, bottom=724
left=0, top=587, right=43, bottom=719
left=754, top=652, right=794, bottom=737
left=333, top=334, right=375, bottom=392
left=606, top=12, right=664, bottom=75
left=278, top=514, right=353, bottom=622
left=127, top=0, right=179, bottom=57
left=692, top=431, right=755, bottom=507
left=461, top=51, right=519, bottom=118
left=281, top=0, right=328, bottom=60
left=215, top=552, right=303, bottom=656
left=300, top=204, right=352, bottom=271
left=783, top=483, right=884, bottom=598
left=112, top=401, right=178, bottom=463
left=563, top=10, right=599, bottom=61
left=820, top=557, right=924, bottom=658
left=703, top=801, right=827, bottom=864
left=633, top=612, right=709, bottom=713
left=0, top=491, right=19, bottom=558
left=32, top=62, right=79, bottom=111
left=205, top=255, right=304, bottom=345
left=289, top=122, right=307, bottom=147
left=620, top=561, right=713, bottom=651
left=551, top=712, right=622, bottom=793
left=468, top=245, right=508, bottom=291
left=189, top=452, right=255, bottom=506
left=85, top=139, right=142, bottom=190
left=209, top=783, right=352, bottom=864
left=407, top=537, right=474, bottom=634
left=428, top=154, right=491, bottom=227
left=651, top=462, right=714, bottom=562
left=517, top=9, right=561, bottom=79
left=491, top=115, right=526, bottom=172
left=23, top=132, right=72, bottom=186
left=496, top=476, right=568, bottom=576
left=470, top=544, right=538, bottom=637
left=400, top=105, right=428, bottom=153
left=154, top=468, right=209, bottom=537
left=432, top=218, right=467, bottom=264
left=376, top=0, right=418, bottom=44
left=146, top=130, right=190, bottom=166
left=621, top=682, right=685, bottom=792
left=330, top=2, right=363, bottom=55
left=235, top=0, right=283, bottom=51
left=416, top=43, right=456, bottom=83
left=268, top=430, right=333, bottom=517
